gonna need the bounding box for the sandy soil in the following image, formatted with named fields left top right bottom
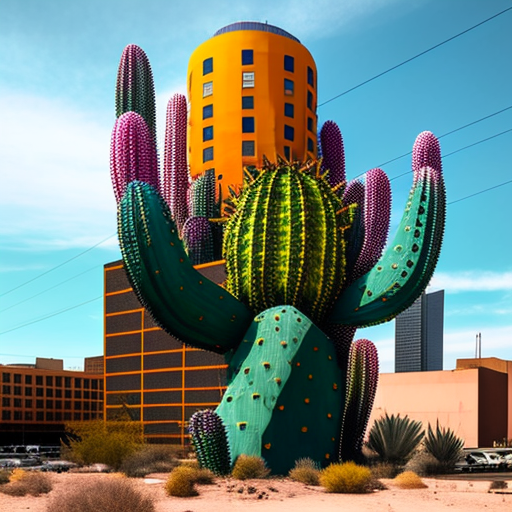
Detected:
left=0, top=471, right=511, bottom=512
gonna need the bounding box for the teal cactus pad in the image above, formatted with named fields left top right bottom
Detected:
left=117, top=180, right=253, bottom=353
left=217, top=305, right=345, bottom=474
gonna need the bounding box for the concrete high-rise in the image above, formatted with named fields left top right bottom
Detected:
left=395, top=289, right=444, bottom=372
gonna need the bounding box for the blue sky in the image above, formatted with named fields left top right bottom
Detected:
left=0, top=0, right=511, bottom=372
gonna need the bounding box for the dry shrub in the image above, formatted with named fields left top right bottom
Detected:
left=1, top=471, right=53, bottom=497
left=231, top=455, right=270, bottom=480
left=46, top=476, right=154, bottom=512
left=289, top=458, right=320, bottom=486
left=9, top=468, right=26, bottom=482
left=370, top=462, right=400, bottom=479
left=191, top=467, right=215, bottom=484
left=165, top=466, right=199, bottom=497
left=120, top=444, right=180, bottom=477
left=0, top=469, right=11, bottom=485
left=393, top=471, right=428, bottom=489
left=405, top=451, right=443, bottom=476
left=320, top=462, right=373, bottom=494
left=489, top=480, right=508, bottom=491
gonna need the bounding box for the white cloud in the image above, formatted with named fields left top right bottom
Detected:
left=430, top=271, right=512, bottom=293
left=443, top=325, right=512, bottom=360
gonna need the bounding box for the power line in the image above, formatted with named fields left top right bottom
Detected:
left=0, top=233, right=116, bottom=298
left=318, top=6, right=512, bottom=107
left=448, top=180, right=512, bottom=205
left=0, top=296, right=103, bottom=336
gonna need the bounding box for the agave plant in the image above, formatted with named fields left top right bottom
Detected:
left=424, top=421, right=464, bottom=469
left=367, top=413, right=424, bottom=465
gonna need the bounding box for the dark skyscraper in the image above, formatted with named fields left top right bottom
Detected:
left=395, top=290, right=444, bottom=372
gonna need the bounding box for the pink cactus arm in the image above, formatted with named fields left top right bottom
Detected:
left=320, top=120, right=346, bottom=189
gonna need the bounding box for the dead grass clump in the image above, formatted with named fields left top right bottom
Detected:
left=370, top=462, right=400, bottom=479
left=46, top=477, right=154, bottom=512
left=165, top=466, right=199, bottom=497
left=405, top=451, right=443, bottom=476
left=0, top=469, right=11, bottom=485
left=289, top=458, right=320, bottom=486
left=1, top=471, right=53, bottom=497
left=231, top=455, right=270, bottom=480
left=320, top=462, right=373, bottom=494
left=9, top=467, right=26, bottom=481
left=191, top=467, right=215, bottom=484
left=120, top=444, right=180, bottom=477
left=393, top=470, right=428, bottom=489
left=489, top=480, right=508, bottom=491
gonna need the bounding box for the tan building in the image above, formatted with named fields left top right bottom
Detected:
left=368, top=357, right=512, bottom=448
left=0, top=357, right=104, bottom=446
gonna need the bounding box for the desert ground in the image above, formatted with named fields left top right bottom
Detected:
left=0, top=471, right=511, bottom=512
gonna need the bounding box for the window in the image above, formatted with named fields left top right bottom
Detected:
left=307, top=90, right=313, bottom=110
left=65, top=377, right=71, bottom=388
left=14, top=411, right=22, bottom=420
left=46, top=412, right=54, bottom=421
left=307, top=117, right=314, bottom=132
left=203, top=81, right=213, bottom=98
left=242, top=49, right=253, bottom=65
left=242, top=117, right=255, bottom=133
left=14, top=386, right=22, bottom=396
left=91, top=402, right=98, bottom=411
left=64, top=412, right=71, bottom=421
left=25, top=399, right=32, bottom=408
left=25, top=387, right=32, bottom=396
left=284, top=55, right=294, bottom=72
left=65, top=389, right=72, bottom=398
left=284, top=125, right=294, bottom=141
left=55, top=400, right=62, bottom=410
left=55, top=376, right=62, bottom=387
left=284, top=79, right=294, bottom=96
left=242, top=141, right=255, bottom=156
left=74, top=402, right=82, bottom=410
left=14, top=398, right=22, bottom=408
left=2, top=373, right=10, bottom=383
left=75, top=390, right=82, bottom=399
left=84, top=379, right=90, bottom=389
left=46, top=400, right=53, bottom=409
left=55, top=412, right=62, bottom=421
left=64, top=401, right=72, bottom=410
left=91, top=380, right=98, bottom=390
left=84, top=391, right=90, bottom=399
left=203, top=57, right=213, bottom=75
left=36, top=411, right=44, bottom=421
left=284, top=146, right=291, bottom=161
left=203, top=104, right=213, bottom=119
left=75, top=378, right=82, bottom=388
left=74, top=413, right=81, bottom=421
left=284, top=103, right=294, bottom=118
left=308, top=66, right=314, bottom=87
left=36, top=376, right=43, bottom=385
left=36, top=400, right=44, bottom=409
left=2, top=385, right=10, bottom=394
left=84, top=402, right=90, bottom=411
left=46, top=376, right=53, bottom=386
left=25, top=375, right=32, bottom=385
left=36, top=388, right=43, bottom=397
left=55, top=389, right=62, bottom=398
left=92, top=391, right=98, bottom=400
left=2, top=397, right=9, bottom=407
left=203, top=126, right=213, bottom=142
left=14, top=374, right=21, bottom=384
left=46, top=388, right=53, bottom=397
left=308, top=137, right=315, bottom=152
left=2, top=411, right=11, bottom=420
left=242, top=72, right=254, bottom=88
left=25, top=411, right=33, bottom=421
left=242, top=96, right=254, bottom=109
left=203, top=146, right=213, bottom=162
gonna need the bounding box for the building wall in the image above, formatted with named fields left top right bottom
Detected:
left=104, top=260, right=229, bottom=445
left=187, top=22, right=317, bottom=195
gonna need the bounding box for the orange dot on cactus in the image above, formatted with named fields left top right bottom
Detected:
left=301, top=427, right=308, bottom=433
left=264, top=443, right=271, bottom=450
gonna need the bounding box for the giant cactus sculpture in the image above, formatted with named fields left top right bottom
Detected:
left=111, top=43, right=446, bottom=473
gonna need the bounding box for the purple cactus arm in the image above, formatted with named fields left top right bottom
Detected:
left=115, top=44, right=157, bottom=141
left=182, top=216, right=215, bottom=265
left=320, top=120, right=346, bottom=189
left=350, top=168, right=391, bottom=281
left=110, top=112, right=159, bottom=203
left=339, top=339, right=379, bottom=461
left=413, top=130, right=442, bottom=178
left=163, top=94, right=190, bottom=233
left=325, top=324, right=357, bottom=371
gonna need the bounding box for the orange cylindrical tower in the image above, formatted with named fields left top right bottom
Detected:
left=187, top=22, right=317, bottom=195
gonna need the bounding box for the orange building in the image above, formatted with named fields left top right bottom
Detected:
left=187, top=22, right=317, bottom=194
left=368, top=357, right=512, bottom=448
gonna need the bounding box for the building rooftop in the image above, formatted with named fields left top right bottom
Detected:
left=213, top=22, right=300, bottom=43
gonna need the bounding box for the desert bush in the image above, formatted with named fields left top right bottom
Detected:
left=370, top=462, right=400, bottom=479
left=1, top=471, right=53, bottom=497
left=489, top=480, right=508, bottom=491
left=9, top=467, right=27, bottom=481
left=47, top=476, right=154, bottom=512
left=289, top=458, right=320, bottom=486
left=424, top=421, right=464, bottom=471
left=0, top=469, right=11, bottom=485
left=64, top=420, right=144, bottom=470
left=120, top=444, right=180, bottom=477
left=393, top=470, right=428, bottom=489
left=405, top=450, right=444, bottom=476
left=165, top=466, right=199, bottom=497
left=231, top=455, right=270, bottom=480
left=191, top=467, right=215, bottom=484
left=367, top=413, right=424, bottom=465
left=320, top=462, right=373, bottom=493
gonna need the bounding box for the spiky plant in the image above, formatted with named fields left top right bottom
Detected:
left=424, top=421, right=464, bottom=470
left=339, top=339, right=379, bottom=462
left=367, top=413, right=424, bottom=465
left=182, top=216, right=214, bottom=265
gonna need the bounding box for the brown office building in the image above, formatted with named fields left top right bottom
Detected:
left=0, top=358, right=104, bottom=445
left=104, top=260, right=229, bottom=445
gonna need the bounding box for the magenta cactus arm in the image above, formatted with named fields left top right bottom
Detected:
left=115, top=44, right=157, bottom=141
left=413, top=130, right=443, bottom=178
left=350, top=168, right=391, bottom=281
left=182, top=216, right=214, bottom=265
left=110, top=112, right=159, bottom=203
left=163, top=94, right=190, bottom=233
left=319, top=120, right=346, bottom=189
left=339, top=338, right=379, bottom=462
left=325, top=324, right=357, bottom=371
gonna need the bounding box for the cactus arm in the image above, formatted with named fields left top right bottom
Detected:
left=110, top=112, right=159, bottom=203
left=118, top=180, right=253, bottom=353
left=319, top=120, right=346, bottom=190
left=213, top=305, right=344, bottom=474
left=182, top=216, right=214, bottom=265
left=115, top=44, right=156, bottom=141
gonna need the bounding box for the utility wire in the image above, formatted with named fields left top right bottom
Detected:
left=0, top=233, right=116, bottom=298
left=0, top=296, right=103, bottom=336
left=318, top=6, right=512, bottom=107
left=448, top=180, right=512, bottom=205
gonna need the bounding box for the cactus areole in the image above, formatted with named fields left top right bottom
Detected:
left=224, top=161, right=353, bottom=324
